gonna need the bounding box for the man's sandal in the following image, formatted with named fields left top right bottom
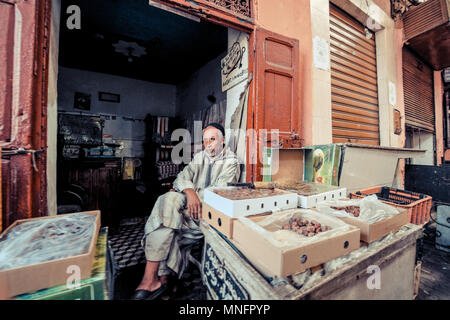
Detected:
left=130, top=284, right=167, bottom=300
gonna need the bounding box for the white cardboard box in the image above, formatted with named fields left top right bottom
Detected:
left=297, top=186, right=347, bottom=208
left=204, top=187, right=298, bottom=218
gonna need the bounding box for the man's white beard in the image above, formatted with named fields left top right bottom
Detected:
left=206, top=146, right=225, bottom=161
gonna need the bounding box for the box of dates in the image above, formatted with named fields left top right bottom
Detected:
left=231, top=208, right=360, bottom=278
left=0, top=210, right=101, bottom=299
left=255, top=181, right=347, bottom=209
left=204, top=186, right=298, bottom=218
left=315, top=196, right=408, bottom=243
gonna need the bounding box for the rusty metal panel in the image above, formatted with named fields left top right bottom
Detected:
left=0, top=0, right=51, bottom=229
left=330, top=4, right=380, bottom=146
left=1, top=159, right=10, bottom=231
left=402, top=47, right=435, bottom=132
left=0, top=2, right=15, bottom=143
left=1, top=155, right=34, bottom=228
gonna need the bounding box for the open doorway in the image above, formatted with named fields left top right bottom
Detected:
left=55, top=0, right=249, bottom=230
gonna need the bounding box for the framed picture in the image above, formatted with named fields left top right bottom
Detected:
left=98, top=91, right=120, bottom=103
left=74, top=92, right=91, bottom=111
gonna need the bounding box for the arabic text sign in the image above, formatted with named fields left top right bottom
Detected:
left=221, top=37, right=248, bottom=92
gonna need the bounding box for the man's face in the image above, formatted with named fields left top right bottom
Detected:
left=203, top=127, right=224, bottom=157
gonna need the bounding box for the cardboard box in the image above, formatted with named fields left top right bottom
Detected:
left=232, top=210, right=360, bottom=278
left=202, top=203, right=236, bottom=239
left=202, top=203, right=270, bottom=239
left=293, top=183, right=347, bottom=209
left=0, top=211, right=101, bottom=299
left=204, top=187, right=298, bottom=218
left=14, top=227, right=109, bottom=300
left=338, top=209, right=409, bottom=243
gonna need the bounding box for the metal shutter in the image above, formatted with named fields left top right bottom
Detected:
left=402, top=48, right=435, bottom=132
left=330, top=5, right=380, bottom=145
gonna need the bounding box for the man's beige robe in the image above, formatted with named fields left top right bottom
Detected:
left=142, top=147, right=240, bottom=277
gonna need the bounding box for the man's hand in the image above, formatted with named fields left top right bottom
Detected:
left=183, top=188, right=202, bottom=220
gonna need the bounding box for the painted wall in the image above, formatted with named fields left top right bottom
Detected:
left=407, top=131, right=435, bottom=165
left=57, top=66, right=177, bottom=118
left=176, top=51, right=226, bottom=119
left=57, top=66, right=177, bottom=157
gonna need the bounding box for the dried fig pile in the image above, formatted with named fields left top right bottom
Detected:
left=281, top=217, right=331, bottom=237
left=214, top=188, right=285, bottom=200
left=330, top=206, right=360, bottom=217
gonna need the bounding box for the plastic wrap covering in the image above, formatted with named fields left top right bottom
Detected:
left=0, top=213, right=97, bottom=271
left=316, top=195, right=400, bottom=224
left=237, top=209, right=351, bottom=249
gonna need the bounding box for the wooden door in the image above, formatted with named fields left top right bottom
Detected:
left=330, top=4, right=380, bottom=145
left=249, top=28, right=300, bottom=181
left=0, top=0, right=50, bottom=229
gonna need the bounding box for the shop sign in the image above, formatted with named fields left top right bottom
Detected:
left=221, top=37, right=248, bottom=92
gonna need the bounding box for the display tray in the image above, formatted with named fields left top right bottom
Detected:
left=0, top=211, right=101, bottom=299
left=232, top=209, right=360, bottom=278
left=204, top=187, right=298, bottom=218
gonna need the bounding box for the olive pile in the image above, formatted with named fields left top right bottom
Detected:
left=281, top=217, right=331, bottom=237
left=330, top=206, right=360, bottom=217
left=214, top=188, right=285, bottom=200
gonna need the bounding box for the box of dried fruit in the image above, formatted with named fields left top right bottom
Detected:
left=255, top=181, right=347, bottom=209
left=231, top=208, right=360, bottom=277
left=314, top=196, right=408, bottom=243
left=203, top=186, right=298, bottom=218
left=0, top=210, right=101, bottom=299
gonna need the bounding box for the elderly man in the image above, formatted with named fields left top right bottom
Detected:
left=131, top=123, right=240, bottom=300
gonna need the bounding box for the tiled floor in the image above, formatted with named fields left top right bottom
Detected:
left=108, top=221, right=207, bottom=300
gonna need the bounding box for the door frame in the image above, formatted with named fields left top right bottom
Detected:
left=46, top=0, right=257, bottom=215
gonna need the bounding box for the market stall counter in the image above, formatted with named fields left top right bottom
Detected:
left=200, top=220, right=423, bottom=300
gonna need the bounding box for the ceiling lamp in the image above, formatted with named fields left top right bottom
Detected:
left=113, top=40, right=147, bottom=63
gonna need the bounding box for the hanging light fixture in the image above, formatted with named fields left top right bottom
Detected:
left=113, top=40, right=147, bottom=63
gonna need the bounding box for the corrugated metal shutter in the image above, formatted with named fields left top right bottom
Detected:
left=403, top=0, right=447, bottom=41
left=330, top=5, right=380, bottom=145
left=402, top=48, right=435, bottom=132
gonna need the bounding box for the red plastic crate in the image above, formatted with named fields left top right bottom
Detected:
left=349, top=186, right=432, bottom=225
